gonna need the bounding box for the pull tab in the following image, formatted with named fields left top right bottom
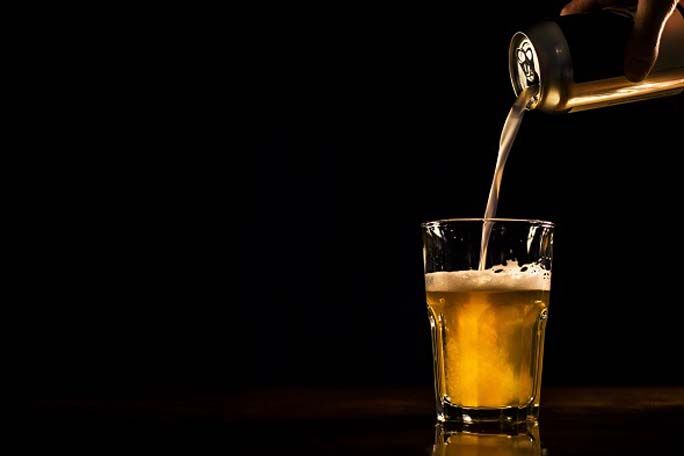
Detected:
left=516, top=41, right=539, bottom=86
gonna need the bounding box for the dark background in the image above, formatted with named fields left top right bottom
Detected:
left=30, top=0, right=683, bottom=398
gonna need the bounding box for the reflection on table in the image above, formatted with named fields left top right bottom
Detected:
left=433, top=421, right=543, bottom=456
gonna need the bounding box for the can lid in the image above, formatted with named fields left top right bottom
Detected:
left=509, top=21, right=573, bottom=113
left=509, top=31, right=541, bottom=109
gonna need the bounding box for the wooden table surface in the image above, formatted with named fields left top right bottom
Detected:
left=31, top=387, right=684, bottom=454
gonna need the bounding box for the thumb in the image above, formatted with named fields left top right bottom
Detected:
left=624, top=0, right=678, bottom=81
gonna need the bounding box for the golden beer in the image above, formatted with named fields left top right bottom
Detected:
left=425, top=268, right=549, bottom=414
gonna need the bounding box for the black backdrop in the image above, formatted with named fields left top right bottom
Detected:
left=30, top=0, right=683, bottom=398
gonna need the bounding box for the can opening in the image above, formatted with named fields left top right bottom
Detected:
left=509, top=32, right=541, bottom=109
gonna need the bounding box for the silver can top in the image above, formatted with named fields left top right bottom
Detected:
left=509, top=32, right=543, bottom=110
left=508, top=21, right=572, bottom=112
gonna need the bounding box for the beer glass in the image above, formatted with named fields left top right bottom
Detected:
left=422, top=218, right=554, bottom=424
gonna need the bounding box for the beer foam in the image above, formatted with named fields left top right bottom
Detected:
left=425, top=261, right=550, bottom=292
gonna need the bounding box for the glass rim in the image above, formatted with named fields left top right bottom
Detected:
left=422, top=217, right=554, bottom=228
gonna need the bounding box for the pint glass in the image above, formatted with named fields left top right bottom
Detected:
left=422, top=218, right=554, bottom=424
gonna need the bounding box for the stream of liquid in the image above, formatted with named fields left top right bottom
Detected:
left=479, top=86, right=538, bottom=270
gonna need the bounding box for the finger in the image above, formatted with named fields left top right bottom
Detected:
left=624, top=0, right=678, bottom=81
left=560, top=0, right=626, bottom=15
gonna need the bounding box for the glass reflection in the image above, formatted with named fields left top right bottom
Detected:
left=432, top=421, right=542, bottom=456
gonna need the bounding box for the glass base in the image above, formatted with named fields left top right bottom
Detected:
left=437, top=401, right=539, bottom=430
left=433, top=420, right=542, bottom=454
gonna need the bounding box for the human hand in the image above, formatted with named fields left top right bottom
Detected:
left=561, top=0, right=680, bottom=81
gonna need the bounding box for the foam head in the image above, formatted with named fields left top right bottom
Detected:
left=425, top=261, right=551, bottom=292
